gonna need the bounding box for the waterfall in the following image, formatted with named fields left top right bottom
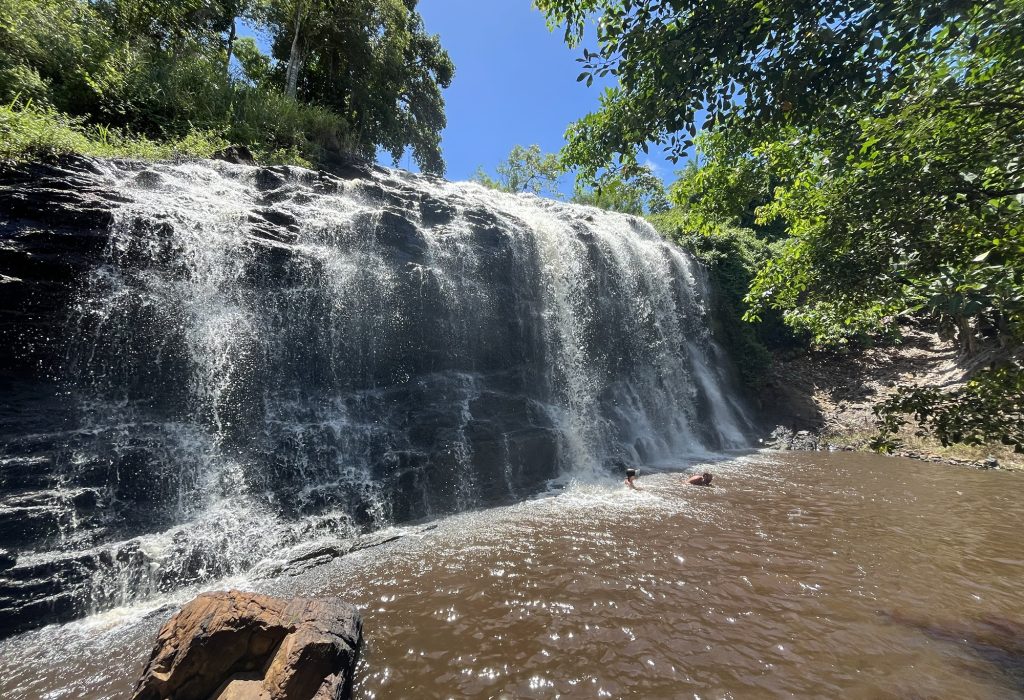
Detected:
left=0, top=158, right=751, bottom=631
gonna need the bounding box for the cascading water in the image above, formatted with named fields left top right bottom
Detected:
left=0, top=158, right=751, bottom=635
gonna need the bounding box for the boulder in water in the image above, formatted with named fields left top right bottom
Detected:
left=211, top=145, right=257, bottom=166
left=766, top=425, right=821, bottom=451
left=132, top=590, right=362, bottom=700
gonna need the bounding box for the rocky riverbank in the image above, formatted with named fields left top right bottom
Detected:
left=762, top=425, right=1010, bottom=470
left=756, top=324, right=1021, bottom=471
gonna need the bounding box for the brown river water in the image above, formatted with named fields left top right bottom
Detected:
left=1, top=451, right=1022, bottom=698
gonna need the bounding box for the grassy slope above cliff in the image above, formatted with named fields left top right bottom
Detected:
left=0, top=105, right=236, bottom=164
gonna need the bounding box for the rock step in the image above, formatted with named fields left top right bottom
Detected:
left=0, top=487, right=106, bottom=550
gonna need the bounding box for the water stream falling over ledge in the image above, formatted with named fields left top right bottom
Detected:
left=0, top=157, right=752, bottom=635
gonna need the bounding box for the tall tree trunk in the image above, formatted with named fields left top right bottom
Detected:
left=226, top=17, right=237, bottom=78
left=285, top=2, right=305, bottom=99
left=955, top=314, right=978, bottom=358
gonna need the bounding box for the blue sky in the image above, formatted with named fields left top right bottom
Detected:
left=415, top=1, right=675, bottom=193
left=242, top=1, right=676, bottom=195
left=414, top=1, right=596, bottom=190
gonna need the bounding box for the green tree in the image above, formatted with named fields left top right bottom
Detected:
left=0, top=0, right=454, bottom=173
left=473, top=144, right=564, bottom=196
left=268, top=0, right=454, bottom=173
left=572, top=166, right=668, bottom=215
left=742, top=32, right=1024, bottom=352
left=0, top=0, right=110, bottom=110
left=666, top=130, right=790, bottom=240
left=537, top=0, right=999, bottom=177
left=232, top=36, right=272, bottom=85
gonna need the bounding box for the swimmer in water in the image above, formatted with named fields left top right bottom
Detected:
left=686, top=472, right=713, bottom=486
left=624, top=467, right=642, bottom=491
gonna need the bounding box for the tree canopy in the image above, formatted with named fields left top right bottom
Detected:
left=472, top=144, right=564, bottom=196
left=0, top=0, right=454, bottom=173
left=267, top=0, right=453, bottom=172
left=572, top=166, right=668, bottom=215
left=473, top=144, right=670, bottom=216
left=537, top=0, right=1002, bottom=177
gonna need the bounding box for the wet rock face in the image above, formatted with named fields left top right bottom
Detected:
left=132, top=590, right=362, bottom=700
left=0, top=158, right=125, bottom=637
left=0, top=157, right=123, bottom=377
left=0, top=155, right=750, bottom=637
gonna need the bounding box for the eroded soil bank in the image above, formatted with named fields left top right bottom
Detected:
left=756, top=325, right=1022, bottom=470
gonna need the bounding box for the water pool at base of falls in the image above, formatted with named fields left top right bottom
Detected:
left=2, top=451, right=1022, bottom=699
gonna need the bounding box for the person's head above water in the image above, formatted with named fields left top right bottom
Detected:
left=687, top=471, right=713, bottom=486
left=624, top=467, right=642, bottom=490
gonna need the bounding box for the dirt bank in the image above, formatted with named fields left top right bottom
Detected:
left=755, top=324, right=1022, bottom=470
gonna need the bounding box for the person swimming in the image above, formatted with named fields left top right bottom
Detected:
left=686, top=472, right=713, bottom=486
left=624, top=467, right=642, bottom=491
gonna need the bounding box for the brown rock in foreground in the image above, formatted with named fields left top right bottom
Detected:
left=132, top=590, right=362, bottom=700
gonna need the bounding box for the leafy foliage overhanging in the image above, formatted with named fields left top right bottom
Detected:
left=539, top=0, right=1024, bottom=450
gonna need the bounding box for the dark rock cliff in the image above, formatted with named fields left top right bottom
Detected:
left=0, top=156, right=750, bottom=638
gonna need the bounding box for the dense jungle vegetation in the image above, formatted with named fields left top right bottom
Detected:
left=0, top=0, right=453, bottom=172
